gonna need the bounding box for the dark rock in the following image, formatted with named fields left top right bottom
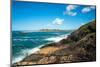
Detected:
left=13, top=20, right=96, bottom=66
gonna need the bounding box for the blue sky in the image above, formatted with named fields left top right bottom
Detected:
left=12, top=1, right=96, bottom=31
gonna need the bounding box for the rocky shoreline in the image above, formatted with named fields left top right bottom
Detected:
left=12, top=20, right=96, bottom=67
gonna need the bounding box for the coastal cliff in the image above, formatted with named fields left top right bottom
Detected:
left=13, top=20, right=96, bottom=66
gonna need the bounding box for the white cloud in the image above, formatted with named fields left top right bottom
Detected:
left=81, top=23, right=85, bottom=26
left=82, top=6, right=95, bottom=13
left=52, top=18, right=64, bottom=25
left=64, top=11, right=77, bottom=16
left=66, top=5, right=78, bottom=11
left=82, top=7, right=91, bottom=13
left=64, top=5, right=78, bottom=16
left=90, top=6, right=96, bottom=9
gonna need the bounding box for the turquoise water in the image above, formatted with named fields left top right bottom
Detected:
left=12, top=31, right=71, bottom=63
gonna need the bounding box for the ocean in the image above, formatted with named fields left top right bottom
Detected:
left=12, top=31, right=72, bottom=63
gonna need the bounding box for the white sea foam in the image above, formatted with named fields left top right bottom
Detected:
left=22, top=37, right=31, bottom=38
left=13, top=38, right=35, bottom=41
left=12, top=55, right=25, bottom=64
left=13, top=39, right=28, bottom=41
left=27, top=45, right=45, bottom=54
left=12, top=34, right=69, bottom=64
left=45, top=34, right=68, bottom=42
left=12, top=44, right=44, bottom=64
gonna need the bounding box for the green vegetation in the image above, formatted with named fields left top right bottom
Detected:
left=13, top=20, right=96, bottom=66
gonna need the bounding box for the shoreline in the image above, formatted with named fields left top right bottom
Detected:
left=12, top=42, right=53, bottom=64
left=12, top=20, right=96, bottom=66
left=12, top=34, right=69, bottom=64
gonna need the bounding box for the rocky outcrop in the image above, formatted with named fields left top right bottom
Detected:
left=55, top=20, right=96, bottom=62
left=13, top=20, right=96, bottom=66
left=60, top=20, right=96, bottom=44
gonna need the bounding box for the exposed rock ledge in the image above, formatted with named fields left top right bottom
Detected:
left=12, top=20, right=96, bottom=67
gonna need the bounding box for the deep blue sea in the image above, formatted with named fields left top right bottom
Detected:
left=12, top=31, right=72, bottom=63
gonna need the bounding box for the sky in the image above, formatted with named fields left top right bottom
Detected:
left=12, top=1, right=96, bottom=31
